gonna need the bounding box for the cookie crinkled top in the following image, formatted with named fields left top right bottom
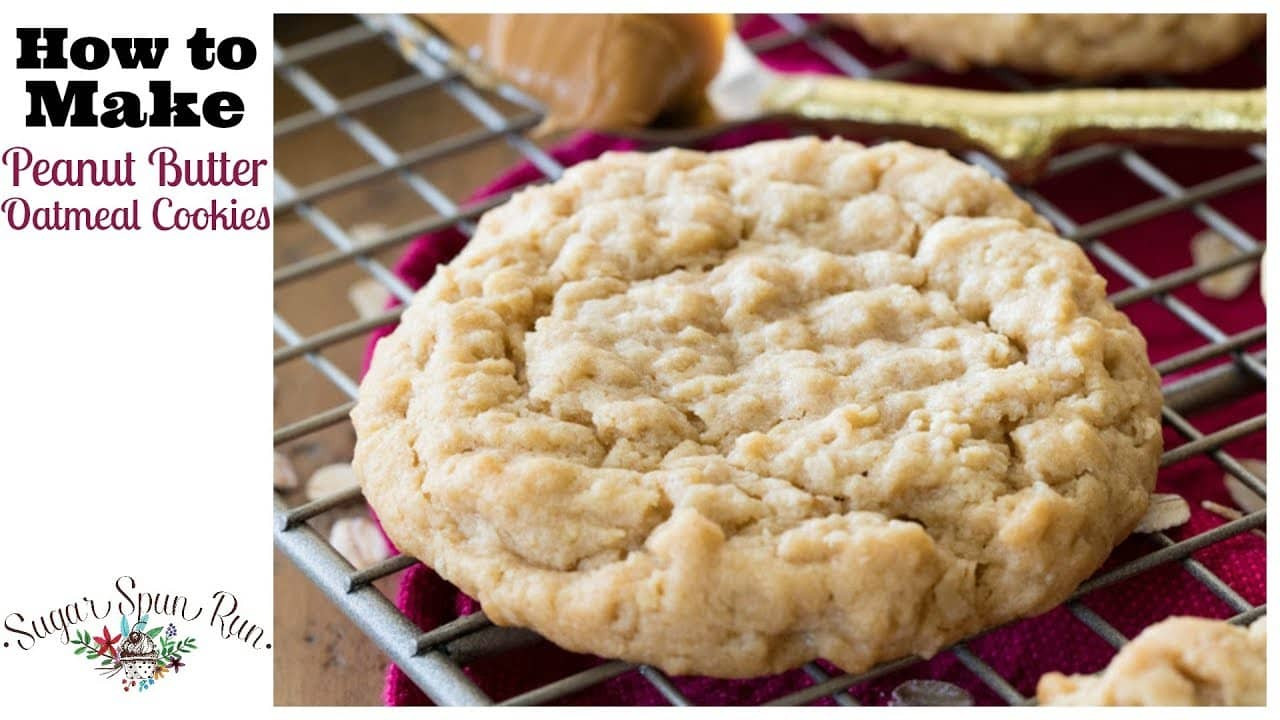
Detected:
left=354, top=138, right=1163, bottom=677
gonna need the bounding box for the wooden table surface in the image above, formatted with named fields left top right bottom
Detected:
left=272, top=14, right=561, bottom=705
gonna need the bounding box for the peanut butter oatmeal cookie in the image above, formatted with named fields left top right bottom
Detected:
left=353, top=138, right=1163, bottom=677
left=1038, top=616, right=1266, bottom=705
left=840, top=14, right=1264, bottom=80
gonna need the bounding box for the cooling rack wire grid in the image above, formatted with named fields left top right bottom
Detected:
left=273, top=13, right=1267, bottom=706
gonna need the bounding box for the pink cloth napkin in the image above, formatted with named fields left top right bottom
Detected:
left=364, top=15, right=1266, bottom=705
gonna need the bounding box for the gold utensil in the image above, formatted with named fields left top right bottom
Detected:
left=674, top=33, right=1266, bottom=181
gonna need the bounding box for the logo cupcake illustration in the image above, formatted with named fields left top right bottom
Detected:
left=118, top=628, right=160, bottom=681
left=70, top=614, right=198, bottom=692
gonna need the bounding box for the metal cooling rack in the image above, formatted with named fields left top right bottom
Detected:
left=273, top=14, right=1267, bottom=706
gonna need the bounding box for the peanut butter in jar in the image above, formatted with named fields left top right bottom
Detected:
left=422, top=14, right=730, bottom=132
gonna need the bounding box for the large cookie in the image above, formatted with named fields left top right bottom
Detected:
left=840, top=14, right=1265, bottom=80
left=1038, top=616, right=1266, bottom=705
left=353, top=138, right=1163, bottom=677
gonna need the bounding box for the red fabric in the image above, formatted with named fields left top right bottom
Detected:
left=365, top=15, right=1266, bottom=705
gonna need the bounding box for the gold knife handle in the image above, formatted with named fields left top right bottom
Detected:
left=763, top=77, right=1266, bottom=180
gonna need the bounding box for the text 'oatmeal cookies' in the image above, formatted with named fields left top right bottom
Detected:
left=353, top=138, right=1163, bottom=677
